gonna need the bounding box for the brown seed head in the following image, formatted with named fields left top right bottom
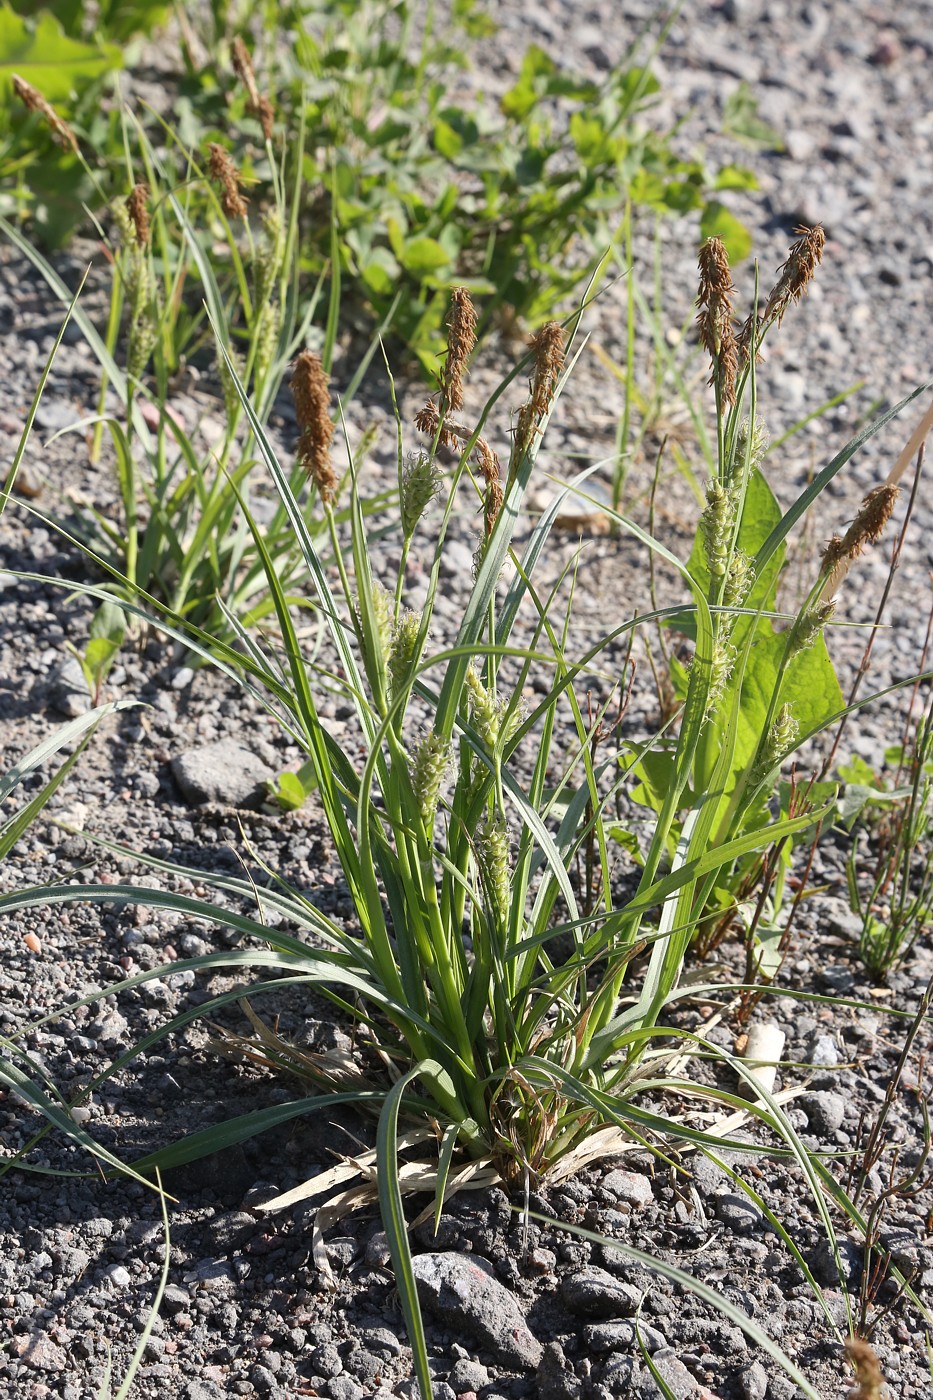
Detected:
left=736, top=309, right=765, bottom=370
left=528, top=321, right=565, bottom=419
left=231, top=36, right=274, bottom=141
left=474, top=436, right=500, bottom=486
left=764, top=224, right=825, bottom=326
left=12, top=75, right=79, bottom=156
left=442, top=288, right=477, bottom=413
left=513, top=321, right=565, bottom=457
left=696, top=237, right=738, bottom=405
left=821, top=483, right=900, bottom=577
left=414, top=400, right=459, bottom=454
left=819, top=533, right=848, bottom=576
left=291, top=350, right=336, bottom=505
left=844, top=1337, right=886, bottom=1400
left=482, top=476, right=504, bottom=537
left=208, top=143, right=248, bottom=220
left=125, top=183, right=151, bottom=248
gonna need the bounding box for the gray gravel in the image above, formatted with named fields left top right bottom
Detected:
left=1, top=2, right=933, bottom=1399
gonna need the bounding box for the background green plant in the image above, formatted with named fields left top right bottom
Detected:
left=2, top=0, right=766, bottom=365
left=840, top=703, right=933, bottom=978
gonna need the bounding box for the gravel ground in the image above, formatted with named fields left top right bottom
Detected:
left=1, top=3, right=932, bottom=1399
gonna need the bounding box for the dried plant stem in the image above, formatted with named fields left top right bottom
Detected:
left=12, top=75, right=79, bottom=155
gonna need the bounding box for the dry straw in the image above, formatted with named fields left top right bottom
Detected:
left=231, top=36, right=275, bottom=142
left=208, top=143, right=248, bottom=221
left=291, top=351, right=337, bottom=505
left=696, top=236, right=738, bottom=406
left=12, top=75, right=79, bottom=156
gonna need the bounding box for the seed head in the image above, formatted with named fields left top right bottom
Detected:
left=291, top=350, right=336, bottom=505
left=701, top=638, right=737, bottom=718
left=723, top=549, right=755, bottom=609
left=388, top=610, right=422, bottom=696
left=125, top=183, right=151, bottom=248
left=411, top=731, right=451, bottom=823
left=514, top=322, right=565, bottom=458
left=844, top=1337, right=886, bottom=1400
left=701, top=478, right=737, bottom=579
left=731, top=415, right=769, bottom=486
left=476, top=816, right=512, bottom=931
left=231, top=36, right=274, bottom=141
left=401, top=451, right=440, bottom=539
left=12, top=75, right=79, bottom=155
left=736, top=309, right=765, bottom=370
left=750, top=704, right=799, bottom=787
left=414, top=400, right=459, bottom=454
left=820, top=483, right=900, bottom=576
left=527, top=322, right=565, bottom=420
left=788, top=600, right=835, bottom=659
left=208, top=143, right=248, bottom=220
left=253, top=208, right=284, bottom=308
left=696, top=237, right=738, bottom=406
left=442, top=288, right=477, bottom=413
left=763, top=224, right=825, bottom=326
left=465, top=663, right=521, bottom=746
left=254, top=300, right=280, bottom=391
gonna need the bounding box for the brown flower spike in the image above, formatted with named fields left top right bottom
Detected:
left=442, top=288, right=477, bottom=413
left=125, top=183, right=151, bottom=248
left=515, top=321, right=565, bottom=455
left=696, top=237, right=738, bottom=406
left=12, top=75, right=79, bottom=156
left=844, top=1337, right=886, bottom=1400
left=291, top=351, right=337, bottom=505
left=231, top=36, right=274, bottom=141
left=208, top=144, right=248, bottom=221
left=763, top=224, right=825, bottom=326
left=821, top=483, right=900, bottom=576
left=414, top=401, right=459, bottom=455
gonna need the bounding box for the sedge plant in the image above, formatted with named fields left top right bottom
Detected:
left=4, top=247, right=933, bottom=1394
left=1, top=53, right=396, bottom=639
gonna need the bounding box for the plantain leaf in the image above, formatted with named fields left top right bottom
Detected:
left=0, top=4, right=120, bottom=100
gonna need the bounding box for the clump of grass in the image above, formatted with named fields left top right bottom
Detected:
left=3, top=245, right=933, bottom=1398
left=0, top=69, right=396, bottom=639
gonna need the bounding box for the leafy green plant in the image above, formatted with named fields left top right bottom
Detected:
left=618, top=229, right=928, bottom=1000
left=65, top=598, right=127, bottom=705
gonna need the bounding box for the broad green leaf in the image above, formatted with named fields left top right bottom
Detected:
left=0, top=4, right=120, bottom=100
left=89, top=597, right=126, bottom=645
left=398, top=234, right=453, bottom=277
left=699, top=200, right=753, bottom=263
left=713, top=164, right=760, bottom=192
left=84, top=635, right=120, bottom=675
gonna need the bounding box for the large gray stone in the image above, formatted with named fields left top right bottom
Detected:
left=411, top=1251, right=542, bottom=1370
left=560, top=1266, right=642, bottom=1317
left=171, top=738, right=273, bottom=808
